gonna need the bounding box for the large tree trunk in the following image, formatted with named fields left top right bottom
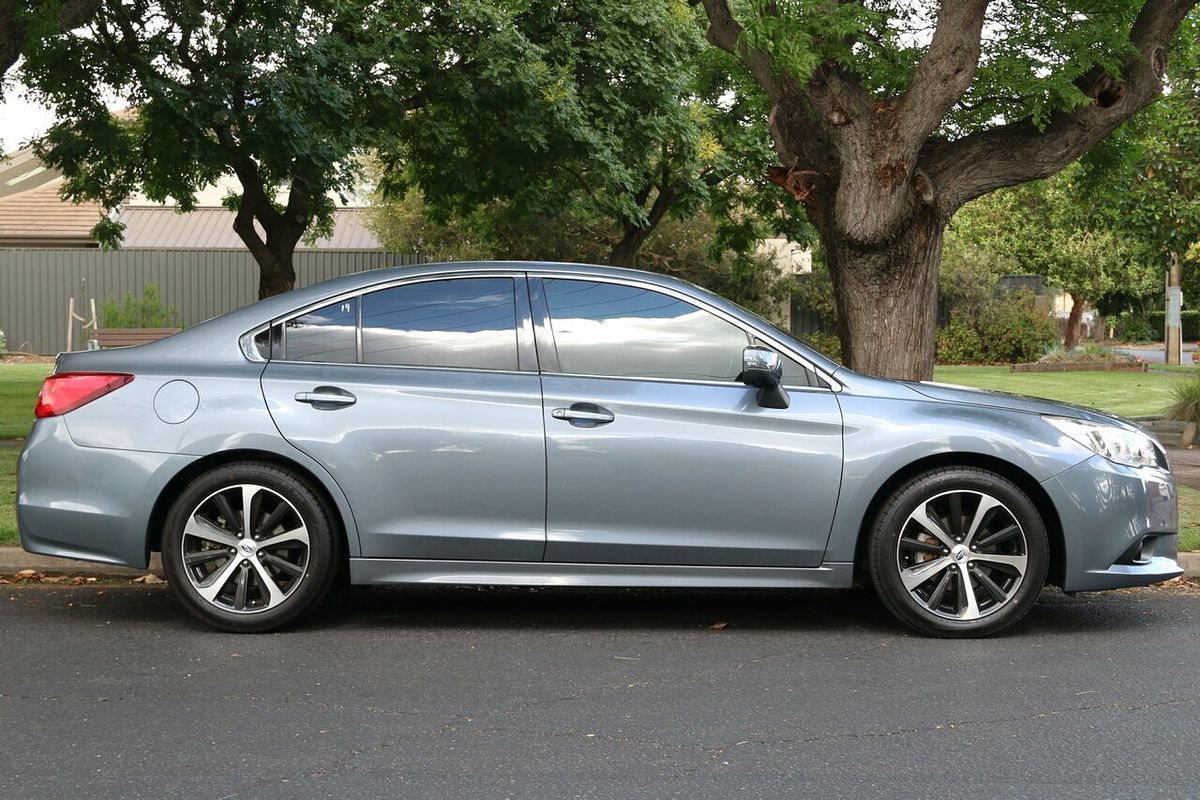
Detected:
left=232, top=207, right=301, bottom=299
left=606, top=180, right=676, bottom=268
left=1063, top=292, right=1086, bottom=349
left=608, top=225, right=649, bottom=268
left=824, top=208, right=945, bottom=381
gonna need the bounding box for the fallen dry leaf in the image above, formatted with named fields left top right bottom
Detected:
left=13, top=570, right=44, bottom=582
left=131, top=574, right=166, bottom=585
left=709, top=621, right=730, bottom=630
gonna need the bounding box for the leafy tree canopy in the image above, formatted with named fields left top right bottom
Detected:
left=19, top=0, right=562, bottom=296
left=378, top=1, right=813, bottom=267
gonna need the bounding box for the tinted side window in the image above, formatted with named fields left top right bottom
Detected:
left=362, top=278, right=518, bottom=371
left=286, top=298, right=357, bottom=363
left=543, top=279, right=749, bottom=381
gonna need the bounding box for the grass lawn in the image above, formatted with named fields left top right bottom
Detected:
left=1177, top=486, right=1200, bottom=553
left=1, top=364, right=50, bottom=546
left=932, top=365, right=1189, bottom=419
left=0, top=364, right=52, bottom=439
left=0, top=447, right=18, bottom=545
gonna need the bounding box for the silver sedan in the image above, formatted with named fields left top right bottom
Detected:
left=17, top=262, right=1183, bottom=635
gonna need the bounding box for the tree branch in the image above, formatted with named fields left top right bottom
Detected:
left=898, top=0, right=990, bottom=146
left=698, top=0, right=780, bottom=101
left=928, top=0, right=1196, bottom=215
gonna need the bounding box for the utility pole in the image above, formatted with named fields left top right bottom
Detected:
left=1166, top=255, right=1183, bottom=366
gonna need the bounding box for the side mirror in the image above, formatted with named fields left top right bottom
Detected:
left=739, top=346, right=790, bottom=409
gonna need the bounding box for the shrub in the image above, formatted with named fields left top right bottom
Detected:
left=1167, top=378, right=1200, bottom=425
left=100, top=282, right=177, bottom=329
left=800, top=331, right=841, bottom=363
left=975, top=290, right=1060, bottom=364
left=1146, top=310, right=1200, bottom=341
left=1114, top=313, right=1156, bottom=344
left=0, top=327, right=6, bottom=357
left=935, top=321, right=985, bottom=364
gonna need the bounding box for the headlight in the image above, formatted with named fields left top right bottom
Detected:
left=1044, top=415, right=1164, bottom=469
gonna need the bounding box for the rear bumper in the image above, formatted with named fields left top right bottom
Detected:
left=1042, top=454, right=1183, bottom=592
left=16, top=417, right=195, bottom=569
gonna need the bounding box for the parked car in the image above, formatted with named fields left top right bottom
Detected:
left=17, top=262, right=1182, bottom=635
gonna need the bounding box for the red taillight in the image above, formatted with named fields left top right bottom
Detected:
left=34, top=373, right=134, bottom=418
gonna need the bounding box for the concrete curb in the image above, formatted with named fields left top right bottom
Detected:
left=0, top=548, right=163, bottom=578
left=0, top=547, right=1196, bottom=580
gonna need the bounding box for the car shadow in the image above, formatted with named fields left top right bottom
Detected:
left=306, top=585, right=902, bottom=634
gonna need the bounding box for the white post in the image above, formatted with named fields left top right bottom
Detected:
left=1167, top=255, right=1183, bottom=366
left=66, top=297, right=74, bottom=353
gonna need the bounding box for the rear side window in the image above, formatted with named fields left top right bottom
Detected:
left=543, top=279, right=749, bottom=381
left=285, top=298, right=358, bottom=363
left=361, top=278, right=518, bottom=371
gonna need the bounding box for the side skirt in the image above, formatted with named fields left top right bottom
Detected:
left=349, top=558, right=855, bottom=589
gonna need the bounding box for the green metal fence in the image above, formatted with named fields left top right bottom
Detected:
left=0, top=248, right=423, bottom=355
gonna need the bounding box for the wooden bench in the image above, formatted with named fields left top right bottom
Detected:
left=91, top=328, right=182, bottom=348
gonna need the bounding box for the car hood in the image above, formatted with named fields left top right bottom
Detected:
left=903, top=380, right=1140, bottom=430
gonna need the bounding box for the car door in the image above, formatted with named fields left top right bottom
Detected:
left=261, top=273, right=547, bottom=561
left=533, top=275, right=843, bottom=568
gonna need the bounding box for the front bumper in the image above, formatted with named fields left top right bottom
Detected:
left=16, top=417, right=196, bottom=569
left=1042, top=454, right=1183, bottom=592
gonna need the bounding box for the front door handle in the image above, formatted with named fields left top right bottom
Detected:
left=295, top=386, right=356, bottom=408
left=552, top=403, right=615, bottom=426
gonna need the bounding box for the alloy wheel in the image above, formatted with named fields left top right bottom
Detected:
left=895, top=490, right=1028, bottom=621
left=180, top=483, right=311, bottom=614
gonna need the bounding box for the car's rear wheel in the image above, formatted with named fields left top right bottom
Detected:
left=868, top=467, right=1048, bottom=637
left=161, top=462, right=341, bottom=632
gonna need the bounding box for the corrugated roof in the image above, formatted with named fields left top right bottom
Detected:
left=0, top=178, right=104, bottom=244
left=118, top=206, right=382, bottom=250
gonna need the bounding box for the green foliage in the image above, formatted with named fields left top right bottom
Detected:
left=1113, top=313, right=1157, bottom=343
left=788, top=247, right=837, bottom=329
left=1118, top=14, right=1200, bottom=265
left=734, top=0, right=1152, bottom=137
left=0, top=326, right=6, bottom=356
left=1147, top=310, right=1200, bottom=340
left=935, top=322, right=985, bottom=366
left=937, top=290, right=1059, bottom=365
left=1167, top=377, right=1200, bottom=424
left=99, top=283, right=176, bottom=329
left=798, top=331, right=841, bottom=362
left=376, top=1, right=813, bottom=267
left=977, top=291, right=1062, bottom=364
left=936, top=226, right=1059, bottom=364
left=949, top=167, right=1160, bottom=320
left=368, top=184, right=795, bottom=318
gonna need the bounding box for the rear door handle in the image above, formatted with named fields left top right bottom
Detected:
left=295, top=386, right=356, bottom=408
left=551, top=403, right=615, bottom=426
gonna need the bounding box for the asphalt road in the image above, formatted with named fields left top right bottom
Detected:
left=3, top=583, right=1198, bottom=800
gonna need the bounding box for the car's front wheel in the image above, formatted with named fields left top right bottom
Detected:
left=161, top=462, right=341, bottom=632
left=868, top=467, right=1049, bottom=637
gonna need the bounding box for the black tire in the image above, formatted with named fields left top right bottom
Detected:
left=161, top=461, right=342, bottom=632
left=868, top=467, right=1048, bottom=638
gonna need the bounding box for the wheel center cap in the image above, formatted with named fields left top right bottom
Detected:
left=951, top=545, right=969, bottom=563
left=239, top=541, right=256, bottom=556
